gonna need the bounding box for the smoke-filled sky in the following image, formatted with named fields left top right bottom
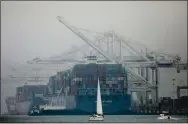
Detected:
left=1, top=1, right=187, bottom=114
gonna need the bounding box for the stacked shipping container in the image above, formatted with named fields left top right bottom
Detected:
left=16, top=85, right=46, bottom=102
left=43, top=63, right=128, bottom=97
left=46, top=70, right=72, bottom=96
left=70, top=63, right=128, bottom=96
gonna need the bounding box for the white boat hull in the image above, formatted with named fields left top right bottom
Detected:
left=39, top=105, right=65, bottom=110
left=157, top=114, right=170, bottom=120
left=157, top=116, right=169, bottom=120
left=89, top=116, right=104, bottom=121
left=15, top=101, right=31, bottom=115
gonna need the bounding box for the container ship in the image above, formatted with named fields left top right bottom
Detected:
left=40, top=60, right=132, bottom=115
left=5, top=56, right=133, bottom=115
left=5, top=56, right=188, bottom=115
left=58, top=63, right=130, bottom=114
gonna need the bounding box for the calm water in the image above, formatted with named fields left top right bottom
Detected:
left=1, top=115, right=188, bottom=123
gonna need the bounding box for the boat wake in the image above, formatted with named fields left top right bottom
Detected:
left=170, top=117, right=188, bottom=120
left=157, top=116, right=187, bottom=120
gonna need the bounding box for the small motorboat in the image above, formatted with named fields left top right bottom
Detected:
left=158, top=111, right=171, bottom=120
left=29, top=106, right=40, bottom=115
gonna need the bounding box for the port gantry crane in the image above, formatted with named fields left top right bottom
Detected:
left=6, top=66, right=50, bottom=83
left=3, top=62, right=68, bottom=84
left=56, top=16, right=185, bottom=104
left=27, top=16, right=185, bottom=104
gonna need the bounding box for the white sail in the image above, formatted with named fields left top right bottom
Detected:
left=96, top=78, right=103, bottom=115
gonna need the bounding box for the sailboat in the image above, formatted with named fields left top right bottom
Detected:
left=89, top=78, right=104, bottom=121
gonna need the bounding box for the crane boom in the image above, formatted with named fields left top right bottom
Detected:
left=57, top=16, right=118, bottom=63
left=57, top=16, right=155, bottom=88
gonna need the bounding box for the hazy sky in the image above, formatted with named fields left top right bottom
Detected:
left=1, top=1, right=187, bottom=74
left=1, top=1, right=187, bottom=68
